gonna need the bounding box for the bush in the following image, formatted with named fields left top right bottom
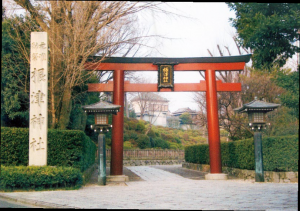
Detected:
left=123, top=141, right=134, bottom=149
left=0, top=166, right=82, bottom=191
left=136, top=134, right=150, bottom=149
left=136, top=121, right=146, bottom=132
left=123, top=132, right=130, bottom=142
left=152, top=137, right=170, bottom=149
left=1, top=127, right=96, bottom=172
left=169, top=142, right=183, bottom=150
left=147, top=129, right=157, bottom=138
left=185, top=135, right=298, bottom=172
left=262, top=136, right=298, bottom=172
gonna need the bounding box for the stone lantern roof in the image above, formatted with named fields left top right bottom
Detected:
left=82, top=101, right=121, bottom=114
left=234, top=97, right=281, bottom=113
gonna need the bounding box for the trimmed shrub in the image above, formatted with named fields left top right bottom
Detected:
left=262, top=136, right=298, bottom=172
left=185, top=135, right=298, bottom=172
left=1, top=127, right=96, bottom=172
left=0, top=166, right=82, bottom=191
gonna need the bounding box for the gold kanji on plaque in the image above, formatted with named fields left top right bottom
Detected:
left=157, top=64, right=174, bottom=91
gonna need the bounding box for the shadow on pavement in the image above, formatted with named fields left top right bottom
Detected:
left=88, top=167, right=144, bottom=185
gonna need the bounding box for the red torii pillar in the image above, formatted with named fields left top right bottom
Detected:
left=111, top=70, right=124, bottom=176
left=205, top=69, right=222, bottom=174
left=86, top=55, right=251, bottom=180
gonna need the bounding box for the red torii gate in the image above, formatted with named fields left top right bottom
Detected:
left=85, top=55, right=251, bottom=180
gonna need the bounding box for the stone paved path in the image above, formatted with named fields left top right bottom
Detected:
left=0, top=165, right=298, bottom=209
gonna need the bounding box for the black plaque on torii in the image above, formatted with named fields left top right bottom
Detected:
left=154, top=62, right=178, bottom=91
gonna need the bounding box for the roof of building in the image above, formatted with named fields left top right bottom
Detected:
left=131, top=93, right=169, bottom=102
left=82, top=101, right=121, bottom=114
left=234, top=98, right=281, bottom=113
left=172, top=107, right=198, bottom=116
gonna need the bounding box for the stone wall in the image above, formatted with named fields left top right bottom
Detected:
left=106, top=149, right=184, bottom=160
left=107, top=159, right=184, bottom=167
left=182, top=162, right=298, bottom=183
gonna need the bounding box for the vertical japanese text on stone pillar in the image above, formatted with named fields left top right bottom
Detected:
left=29, top=32, right=48, bottom=166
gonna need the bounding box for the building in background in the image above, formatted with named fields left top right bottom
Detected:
left=170, top=107, right=200, bottom=130
left=130, top=93, right=169, bottom=127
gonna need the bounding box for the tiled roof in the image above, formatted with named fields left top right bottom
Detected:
left=172, top=107, right=197, bottom=116
left=234, top=98, right=280, bottom=113
left=82, top=101, right=121, bottom=114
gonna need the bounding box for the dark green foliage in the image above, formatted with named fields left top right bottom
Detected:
left=147, top=129, right=157, bottom=138
left=152, top=137, right=170, bottom=149
left=1, top=17, right=32, bottom=127
left=227, top=3, right=300, bottom=70
left=179, top=112, right=192, bottom=124
left=185, top=135, right=298, bottom=172
left=0, top=127, right=29, bottom=166
left=184, top=144, right=209, bottom=165
left=263, top=136, right=298, bottom=172
left=136, top=122, right=145, bottom=132
left=0, top=166, right=82, bottom=191
left=69, top=75, right=100, bottom=131
left=129, top=110, right=136, bottom=118
left=273, top=70, right=299, bottom=119
left=266, top=106, right=299, bottom=136
left=136, top=134, right=151, bottom=149
left=1, top=127, right=96, bottom=172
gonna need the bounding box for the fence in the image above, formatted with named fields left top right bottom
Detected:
left=106, top=149, right=184, bottom=160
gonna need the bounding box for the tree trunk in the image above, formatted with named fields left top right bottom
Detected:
left=57, top=87, right=72, bottom=129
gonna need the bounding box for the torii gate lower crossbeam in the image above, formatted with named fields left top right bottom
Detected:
left=86, top=55, right=251, bottom=179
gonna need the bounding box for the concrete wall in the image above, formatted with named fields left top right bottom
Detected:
left=183, top=162, right=298, bottom=183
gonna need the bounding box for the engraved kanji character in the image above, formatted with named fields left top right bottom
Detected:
left=36, top=137, right=45, bottom=150
left=30, top=138, right=37, bottom=151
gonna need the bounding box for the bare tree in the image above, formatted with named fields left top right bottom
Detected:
left=195, top=36, right=285, bottom=140
left=9, top=1, right=171, bottom=129
left=195, top=36, right=251, bottom=140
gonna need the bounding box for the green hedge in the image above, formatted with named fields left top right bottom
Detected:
left=185, top=135, right=298, bottom=172
left=0, top=166, right=82, bottom=191
left=1, top=127, right=96, bottom=172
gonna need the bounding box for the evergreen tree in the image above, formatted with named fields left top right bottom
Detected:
left=227, top=3, right=300, bottom=70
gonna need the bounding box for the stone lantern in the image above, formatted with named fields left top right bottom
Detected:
left=234, top=97, right=280, bottom=182
left=82, top=101, right=121, bottom=185
left=234, top=97, right=281, bottom=131
left=83, top=101, right=120, bottom=133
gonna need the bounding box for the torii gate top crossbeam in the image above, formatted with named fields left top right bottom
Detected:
left=85, top=54, right=251, bottom=71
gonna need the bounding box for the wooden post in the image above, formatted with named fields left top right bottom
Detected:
left=110, top=70, right=124, bottom=175
left=205, top=69, right=222, bottom=174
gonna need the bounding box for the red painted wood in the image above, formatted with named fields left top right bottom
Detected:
left=205, top=69, right=222, bottom=174
left=84, top=62, right=246, bottom=71
left=110, top=70, right=124, bottom=175
left=88, top=81, right=241, bottom=92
